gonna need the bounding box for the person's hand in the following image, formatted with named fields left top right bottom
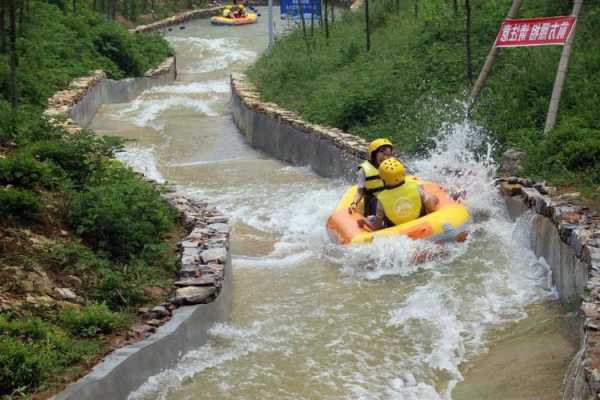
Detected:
left=357, top=218, right=374, bottom=231
left=349, top=202, right=358, bottom=213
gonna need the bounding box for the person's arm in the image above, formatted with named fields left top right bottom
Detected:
left=349, top=170, right=366, bottom=213
left=419, top=188, right=439, bottom=213
left=358, top=200, right=385, bottom=230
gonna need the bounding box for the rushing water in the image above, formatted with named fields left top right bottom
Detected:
left=90, top=9, right=577, bottom=400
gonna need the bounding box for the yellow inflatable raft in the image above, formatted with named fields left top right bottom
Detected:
left=210, top=12, right=258, bottom=25
left=326, top=177, right=471, bottom=245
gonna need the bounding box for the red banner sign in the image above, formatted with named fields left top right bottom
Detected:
left=495, top=16, right=576, bottom=48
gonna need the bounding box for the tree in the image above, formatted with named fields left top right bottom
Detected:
left=298, top=0, right=309, bottom=51
left=323, top=0, right=329, bottom=39
left=464, top=0, right=472, bottom=84
left=365, top=0, right=370, bottom=51
left=310, top=0, right=315, bottom=36
left=0, top=0, right=6, bottom=53
left=414, top=0, right=418, bottom=17
left=452, top=0, right=458, bottom=16
left=8, top=0, right=17, bottom=110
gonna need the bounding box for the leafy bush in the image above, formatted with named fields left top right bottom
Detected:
left=0, top=188, right=44, bottom=223
left=525, top=120, right=600, bottom=186
left=0, top=336, right=48, bottom=396
left=58, top=303, right=128, bottom=337
left=0, top=315, right=101, bottom=395
left=23, top=131, right=124, bottom=186
left=92, top=24, right=148, bottom=78
left=92, top=25, right=173, bottom=79
left=68, top=161, right=177, bottom=261
left=46, top=240, right=176, bottom=310
left=0, top=154, right=55, bottom=188
left=47, top=240, right=112, bottom=273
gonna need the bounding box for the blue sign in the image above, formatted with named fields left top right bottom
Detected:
left=280, top=0, right=321, bottom=20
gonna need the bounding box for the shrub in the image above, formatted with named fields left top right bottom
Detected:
left=68, top=161, right=177, bottom=261
left=0, top=336, right=48, bottom=396
left=525, top=120, right=600, bottom=186
left=46, top=240, right=112, bottom=274
left=0, top=315, right=101, bottom=395
left=23, top=131, right=124, bottom=186
left=58, top=303, right=128, bottom=338
left=91, top=267, right=147, bottom=310
left=91, top=24, right=172, bottom=78
left=0, top=188, right=44, bottom=223
left=0, top=154, right=55, bottom=189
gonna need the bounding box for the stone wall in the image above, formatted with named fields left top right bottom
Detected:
left=231, top=73, right=367, bottom=180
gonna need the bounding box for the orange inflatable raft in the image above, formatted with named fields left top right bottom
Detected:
left=326, top=177, right=471, bottom=245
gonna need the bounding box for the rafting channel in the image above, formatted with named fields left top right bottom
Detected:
left=89, top=9, right=577, bottom=400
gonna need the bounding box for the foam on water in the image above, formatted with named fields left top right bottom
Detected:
left=168, top=36, right=257, bottom=74
left=110, top=96, right=219, bottom=130
left=147, top=80, right=230, bottom=95
left=116, top=146, right=165, bottom=183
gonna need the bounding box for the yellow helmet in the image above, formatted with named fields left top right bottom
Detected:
left=378, top=158, right=405, bottom=187
left=239, top=4, right=245, bottom=9
left=368, top=138, right=393, bottom=161
left=225, top=5, right=232, bottom=9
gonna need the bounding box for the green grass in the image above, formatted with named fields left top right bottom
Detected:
left=248, top=0, right=600, bottom=190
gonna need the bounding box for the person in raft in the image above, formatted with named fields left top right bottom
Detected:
left=358, top=158, right=439, bottom=231
left=222, top=5, right=233, bottom=18
left=349, top=138, right=394, bottom=218
left=234, top=4, right=247, bottom=17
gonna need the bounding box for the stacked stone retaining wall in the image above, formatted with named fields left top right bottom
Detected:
left=230, top=72, right=600, bottom=398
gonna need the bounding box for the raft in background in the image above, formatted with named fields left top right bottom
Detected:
left=326, top=178, right=471, bottom=245
left=211, top=12, right=258, bottom=25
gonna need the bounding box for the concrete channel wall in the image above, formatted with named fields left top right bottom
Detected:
left=231, top=73, right=368, bottom=180
left=53, top=258, right=232, bottom=400
left=45, top=9, right=237, bottom=400
left=230, top=73, right=600, bottom=398
left=69, top=59, right=177, bottom=127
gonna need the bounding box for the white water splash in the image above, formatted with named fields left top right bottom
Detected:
left=116, top=146, right=165, bottom=183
